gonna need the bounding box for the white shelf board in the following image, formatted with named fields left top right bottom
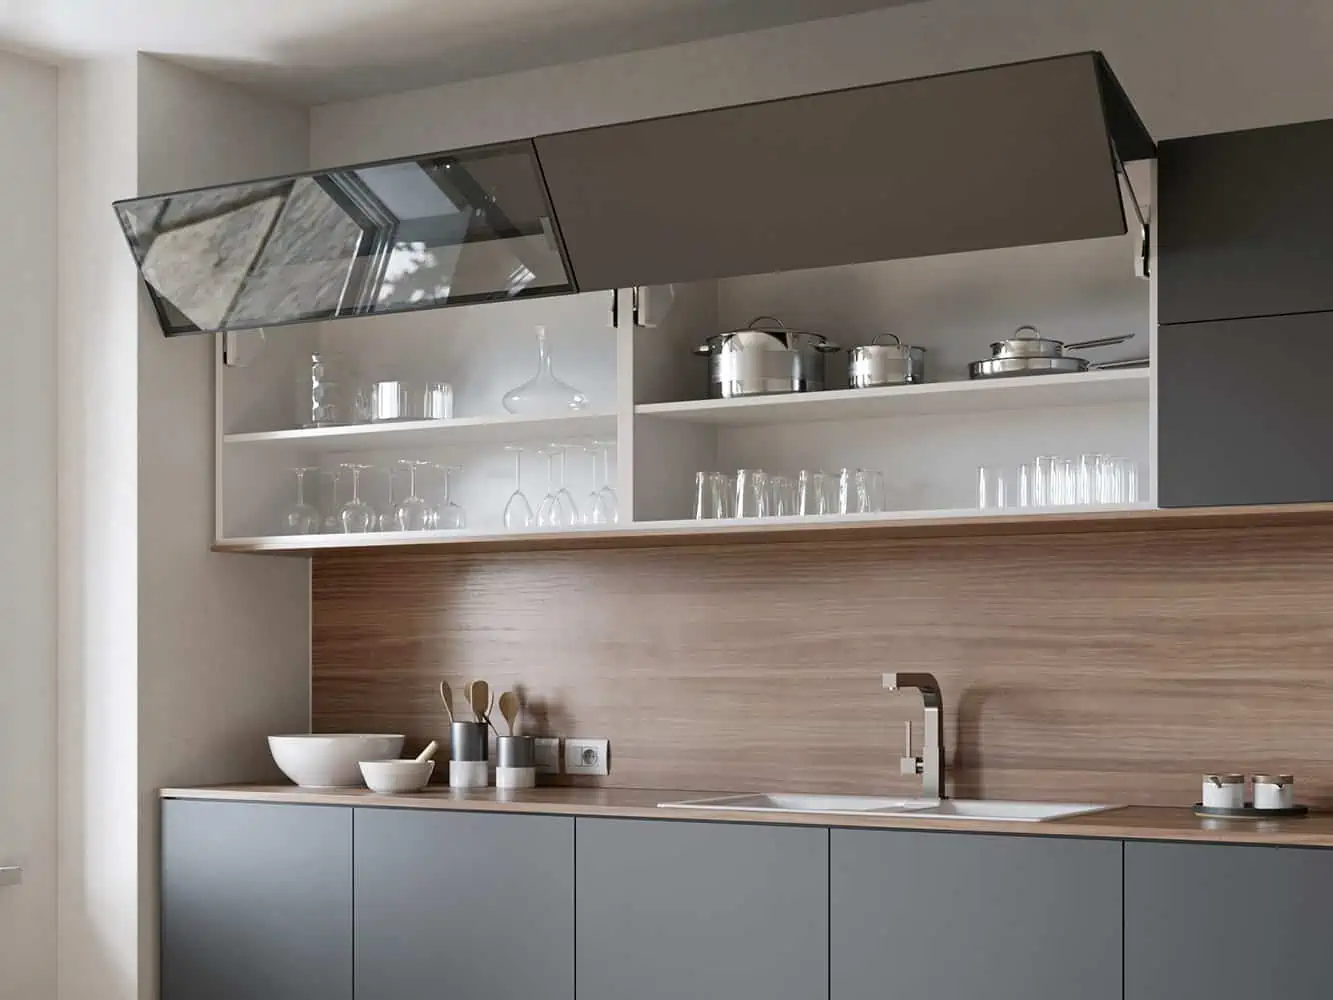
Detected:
left=634, top=369, right=1149, bottom=426
left=223, top=410, right=618, bottom=452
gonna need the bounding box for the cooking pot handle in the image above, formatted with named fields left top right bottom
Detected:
left=815, top=342, right=842, bottom=352
left=747, top=315, right=789, bottom=333
left=692, top=343, right=713, bottom=356
left=1065, top=332, right=1137, bottom=352
left=871, top=333, right=903, bottom=347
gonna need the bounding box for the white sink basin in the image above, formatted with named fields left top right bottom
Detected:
left=659, top=793, right=1116, bottom=823
left=658, top=793, right=939, bottom=817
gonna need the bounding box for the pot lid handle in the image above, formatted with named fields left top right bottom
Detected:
left=871, top=333, right=903, bottom=347
left=747, top=315, right=790, bottom=333
left=1012, top=324, right=1042, bottom=339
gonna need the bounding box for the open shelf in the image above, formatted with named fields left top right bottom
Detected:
left=209, top=501, right=1333, bottom=556
left=224, top=410, right=619, bottom=453
left=634, top=369, right=1149, bottom=426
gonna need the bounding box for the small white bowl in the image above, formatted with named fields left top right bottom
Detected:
left=360, top=759, right=436, bottom=794
left=269, top=734, right=404, bottom=788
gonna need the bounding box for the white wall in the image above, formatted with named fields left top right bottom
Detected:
left=0, top=48, right=57, bottom=1000
left=133, top=54, right=312, bottom=999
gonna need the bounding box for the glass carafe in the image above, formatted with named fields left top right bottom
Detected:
left=501, top=326, right=589, bottom=415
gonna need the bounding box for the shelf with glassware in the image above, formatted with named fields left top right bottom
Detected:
left=215, top=289, right=626, bottom=543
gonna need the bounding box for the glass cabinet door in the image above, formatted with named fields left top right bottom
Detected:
left=115, top=140, right=575, bottom=335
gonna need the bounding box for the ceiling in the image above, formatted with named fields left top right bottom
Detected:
left=0, top=0, right=924, bottom=103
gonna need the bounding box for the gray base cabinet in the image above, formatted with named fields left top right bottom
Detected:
left=161, top=800, right=353, bottom=1000
left=1158, top=312, right=1333, bottom=506
left=830, top=829, right=1122, bottom=1000
left=575, top=818, right=829, bottom=1000
left=1126, top=841, right=1333, bottom=999
left=354, top=808, right=575, bottom=1000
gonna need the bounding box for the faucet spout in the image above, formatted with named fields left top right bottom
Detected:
left=882, top=672, right=945, bottom=800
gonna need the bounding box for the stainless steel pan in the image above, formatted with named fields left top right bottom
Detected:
left=969, top=327, right=1138, bottom=380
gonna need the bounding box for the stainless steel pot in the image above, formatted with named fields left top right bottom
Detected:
left=969, top=328, right=1137, bottom=380
left=694, top=316, right=840, bottom=398
left=847, top=334, right=926, bottom=388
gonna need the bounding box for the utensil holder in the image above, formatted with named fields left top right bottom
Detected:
left=449, top=760, right=489, bottom=789
left=449, top=721, right=489, bottom=789
left=496, top=736, right=536, bottom=789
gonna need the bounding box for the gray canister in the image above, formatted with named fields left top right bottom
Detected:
left=450, top=721, right=489, bottom=762
left=497, top=735, right=536, bottom=768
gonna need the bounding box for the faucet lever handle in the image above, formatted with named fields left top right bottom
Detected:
left=899, top=721, right=923, bottom=776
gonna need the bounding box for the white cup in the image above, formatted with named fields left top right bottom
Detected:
left=1253, top=774, right=1294, bottom=811
left=1202, top=774, right=1245, bottom=809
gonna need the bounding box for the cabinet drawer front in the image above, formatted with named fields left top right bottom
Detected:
left=831, top=829, right=1121, bottom=1000
left=576, top=818, right=829, bottom=1000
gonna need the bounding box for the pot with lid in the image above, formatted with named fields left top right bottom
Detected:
left=694, top=316, right=840, bottom=399
left=969, top=325, right=1139, bottom=379
left=847, top=334, right=926, bottom=389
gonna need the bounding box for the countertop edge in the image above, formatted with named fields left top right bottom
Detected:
left=158, top=785, right=1333, bottom=848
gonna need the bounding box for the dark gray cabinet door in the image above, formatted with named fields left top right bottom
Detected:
left=354, top=808, right=574, bottom=1000
left=1158, top=312, right=1333, bottom=506
left=1126, top=841, right=1333, bottom=999
left=161, top=800, right=352, bottom=1000
left=1159, top=119, right=1333, bottom=325
left=576, top=818, right=828, bottom=1000
left=831, top=829, right=1121, bottom=1000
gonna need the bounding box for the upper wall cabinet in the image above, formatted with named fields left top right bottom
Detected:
left=115, top=142, right=575, bottom=335
left=117, top=52, right=1151, bottom=337
left=1159, top=118, right=1333, bottom=325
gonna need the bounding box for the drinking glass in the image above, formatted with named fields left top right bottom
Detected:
left=502, top=444, right=535, bottom=530
left=860, top=470, right=887, bottom=513
left=767, top=476, right=797, bottom=518
left=1032, top=456, right=1057, bottom=508
left=337, top=464, right=375, bottom=533
left=581, top=444, right=613, bottom=526
left=1098, top=456, right=1139, bottom=504
left=434, top=465, right=466, bottom=530
left=837, top=468, right=880, bottom=515
left=798, top=470, right=833, bottom=516
left=1052, top=458, right=1078, bottom=506
left=694, top=472, right=731, bottom=520
left=393, top=460, right=433, bottom=531
left=1076, top=453, right=1098, bottom=507
left=735, top=469, right=768, bottom=518
left=977, top=466, right=1012, bottom=510
left=281, top=467, right=322, bottom=535
left=592, top=439, right=619, bottom=525
left=537, top=446, right=579, bottom=528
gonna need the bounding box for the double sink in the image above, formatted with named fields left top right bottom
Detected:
left=659, top=793, right=1115, bottom=823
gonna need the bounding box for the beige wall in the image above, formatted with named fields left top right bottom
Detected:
left=0, top=47, right=57, bottom=1000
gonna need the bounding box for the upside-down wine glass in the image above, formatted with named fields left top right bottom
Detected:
left=502, top=444, right=535, bottom=530
left=281, top=467, right=322, bottom=535
left=592, top=439, right=619, bottom=525
left=434, top=465, right=466, bottom=530
left=338, top=463, right=375, bottom=534
left=537, top=446, right=579, bottom=528
left=580, top=443, right=612, bottom=526
left=393, top=460, right=433, bottom=531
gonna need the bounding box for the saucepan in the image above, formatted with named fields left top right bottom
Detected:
left=969, top=326, right=1140, bottom=379
left=847, top=334, right=927, bottom=388
left=694, top=316, right=840, bottom=398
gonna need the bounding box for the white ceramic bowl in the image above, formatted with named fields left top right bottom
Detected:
left=268, top=734, right=404, bottom=788
left=359, top=759, right=436, bottom=794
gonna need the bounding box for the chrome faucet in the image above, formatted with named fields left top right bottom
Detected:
left=883, top=672, right=945, bottom=800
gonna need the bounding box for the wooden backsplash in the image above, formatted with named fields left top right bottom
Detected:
left=312, top=525, right=1333, bottom=807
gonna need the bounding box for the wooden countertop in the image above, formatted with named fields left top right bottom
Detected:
left=159, top=785, right=1333, bottom=848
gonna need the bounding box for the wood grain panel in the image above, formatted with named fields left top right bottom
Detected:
left=312, top=525, right=1333, bottom=807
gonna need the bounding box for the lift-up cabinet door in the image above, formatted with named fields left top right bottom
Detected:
left=830, top=829, right=1122, bottom=1000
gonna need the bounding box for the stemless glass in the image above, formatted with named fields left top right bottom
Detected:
left=434, top=465, right=466, bottom=530
left=977, top=466, right=1012, bottom=511
left=393, top=460, right=433, bottom=531
left=694, top=472, right=731, bottom=520
left=735, top=469, right=768, bottom=518
left=337, top=463, right=375, bottom=534
left=767, top=476, right=797, bottom=518
left=837, top=468, right=878, bottom=515
left=502, top=444, right=535, bottom=530
left=797, top=470, right=832, bottom=516
left=860, top=470, right=887, bottom=513
left=281, top=467, right=322, bottom=535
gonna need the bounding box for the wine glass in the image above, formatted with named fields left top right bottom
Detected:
left=281, top=467, right=322, bottom=535
left=393, top=460, right=433, bottom=531
left=338, top=464, right=375, bottom=533
left=537, top=446, right=578, bottom=528
left=502, top=444, right=535, bottom=530
left=434, top=465, right=466, bottom=530
left=592, top=439, right=619, bottom=525
left=579, top=443, right=612, bottom=526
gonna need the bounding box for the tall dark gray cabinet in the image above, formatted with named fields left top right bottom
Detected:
left=161, top=800, right=353, bottom=1000
left=575, top=818, right=830, bottom=1000
left=1158, top=117, right=1333, bottom=507
left=830, top=829, right=1122, bottom=1000
left=353, top=808, right=575, bottom=1000
left=1125, top=841, right=1333, bottom=998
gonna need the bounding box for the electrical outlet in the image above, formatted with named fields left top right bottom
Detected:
left=534, top=738, right=561, bottom=775
left=564, top=738, right=611, bottom=776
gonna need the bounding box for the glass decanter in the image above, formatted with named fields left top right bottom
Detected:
left=501, top=326, right=589, bottom=415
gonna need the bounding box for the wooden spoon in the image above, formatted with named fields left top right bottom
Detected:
left=437, top=681, right=455, bottom=723
left=498, top=691, right=519, bottom=736
left=470, top=679, right=490, bottom=725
